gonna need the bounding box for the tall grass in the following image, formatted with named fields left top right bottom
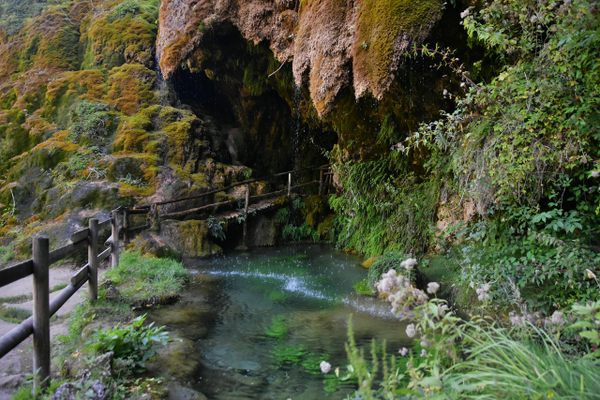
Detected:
left=442, top=324, right=600, bottom=399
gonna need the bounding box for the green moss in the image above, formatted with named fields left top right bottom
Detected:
left=16, top=6, right=81, bottom=72
left=0, top=88, right=17, bottom=110
left=353, top=278, right=376, bottom=296
left=106, top=64, right=156, bottom=115
left=68, top=100, right=117, bottom=145
left=82, top=0, right=159, bottom=69
left=354, top=0, right=443, bottom=95
left=43, top=69, right=108, bottom=125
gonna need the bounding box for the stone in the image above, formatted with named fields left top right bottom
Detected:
left=52, top=380, right=108, bottom=400
left=167, top=382, right=208, bottom=400
left=160, top=220, right=222, bottom=258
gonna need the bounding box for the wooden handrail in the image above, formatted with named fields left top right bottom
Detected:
left=0, top=164, right=334, bottom=393
left=0, top=209, right=122, bottom=393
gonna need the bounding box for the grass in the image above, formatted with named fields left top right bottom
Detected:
left=442, top=323, right=600, bottom=399
left=0, top=294, right=31, bottom=304
left=104, top=250, right=189, bottom=304
left=50, top=283, right=67, bottom=293
left=0, top=304, right=31, bottom=323
left=0, top=245, right=15, bottom=265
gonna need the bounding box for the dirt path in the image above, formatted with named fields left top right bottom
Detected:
left=0, top=266, right=106, bottom=399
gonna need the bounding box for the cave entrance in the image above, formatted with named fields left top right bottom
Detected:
left=169, top=22, right=336, bottom=179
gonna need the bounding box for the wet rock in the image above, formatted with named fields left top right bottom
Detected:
left=247, top=214, right=278, bottom=247
left=150, top=305, right=211, bottom=340
left=52, top=380, right=108, bottom=400
left=46, top=181, right=120, bottom=217
left=149, top=336, right=200, bottom=380
left=168, top=382, right=208, bottom=400
left=0, top=374, right=23, bottom=391
left=160, top=220, right=222, bottom=258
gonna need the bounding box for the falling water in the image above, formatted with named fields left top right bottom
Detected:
left=154, top=54, right=176, bottom=106
left=292, top=84, right=302, bottom=170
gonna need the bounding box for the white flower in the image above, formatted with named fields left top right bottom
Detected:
left=476, top=283, right=491, bottom=301
left=509, top=312, right=523, bottom=326
left=399, top=347, right=409, bottom=356
left=320, top=361, right=331, bottom=374
left=427, top=282, right=440, bottom=294
left=550, top=311, right=564, bottom=325
left=420, top=339, right=429, bottom=348
left=420, top=349, right=427, bottom=357
left=460, top=7, right=472, bottom=19
left=585, top=269, right=597, bottom=280
left=405, top=323, right=417, bottom=338
left=400, top=258, right=418, bottom=271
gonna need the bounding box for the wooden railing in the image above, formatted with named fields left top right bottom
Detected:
left=0, top=165, right=333, bottom=391
left=122, top=165, right=333, bottom=239
left=0, top=210, right=121, bottom=391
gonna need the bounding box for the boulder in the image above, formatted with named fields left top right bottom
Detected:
left=160, top=220, right=222, bottom=258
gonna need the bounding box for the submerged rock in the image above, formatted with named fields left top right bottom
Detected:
left=167, top=382, right=208, bottom=400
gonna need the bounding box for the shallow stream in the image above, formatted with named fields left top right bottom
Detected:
left=151, top=245, right=408, bottom=399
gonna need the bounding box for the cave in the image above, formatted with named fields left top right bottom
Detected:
left=169, top=22, right=337, bottom=179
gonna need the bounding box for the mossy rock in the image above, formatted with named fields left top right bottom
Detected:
left=108, top=155, right=146, bottom=181
left=160, top=219, right=222, bottom=258
left=106, top=64, right=156, bottom=115
left=353, top=0, right=443, bottom=98
left=81, top=0, right=159, bottom=69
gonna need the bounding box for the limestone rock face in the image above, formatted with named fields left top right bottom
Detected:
left=157, top=0, right=444, bottom=116
left=160, top=219, right=223, bottom=258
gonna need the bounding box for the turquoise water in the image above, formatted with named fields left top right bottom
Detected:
left=152, top=245, right=408, bottom=399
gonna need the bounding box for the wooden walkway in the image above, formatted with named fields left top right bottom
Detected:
left=122, top=165, right=333, bottom=241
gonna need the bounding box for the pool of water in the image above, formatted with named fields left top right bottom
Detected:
left=151, top=245, right=408, bottom=400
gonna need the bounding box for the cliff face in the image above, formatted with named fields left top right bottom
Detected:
left=157, top=0, right=444, bottom=115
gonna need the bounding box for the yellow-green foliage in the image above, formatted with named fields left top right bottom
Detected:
left=106, top=64, right=156, bottom=115
left=353, top=0, right=442, bottom=95
left=82, top=0, right=159, bottom=69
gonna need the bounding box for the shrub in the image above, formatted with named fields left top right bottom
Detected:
left=88, top=314, right=169, bottom=374
left=68, top=101, right=116, bottom=144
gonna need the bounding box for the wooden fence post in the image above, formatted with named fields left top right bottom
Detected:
left=32, top=236, right=50, bottom=392
left=122, top=209, right=129, bottom=245
left=150, top=204, right=160, bottom=232
left=88, top=219, right=98, bottom=301
left=110, top=210, right=119, bottom=268
left=287, top=172, right=292, bottom=196
left=318, top=168, right=324, bottom=196
left=242, top=184, right=250, bottom=248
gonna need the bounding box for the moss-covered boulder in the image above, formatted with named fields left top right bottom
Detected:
left=160, top=219, right=222, bottom=258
